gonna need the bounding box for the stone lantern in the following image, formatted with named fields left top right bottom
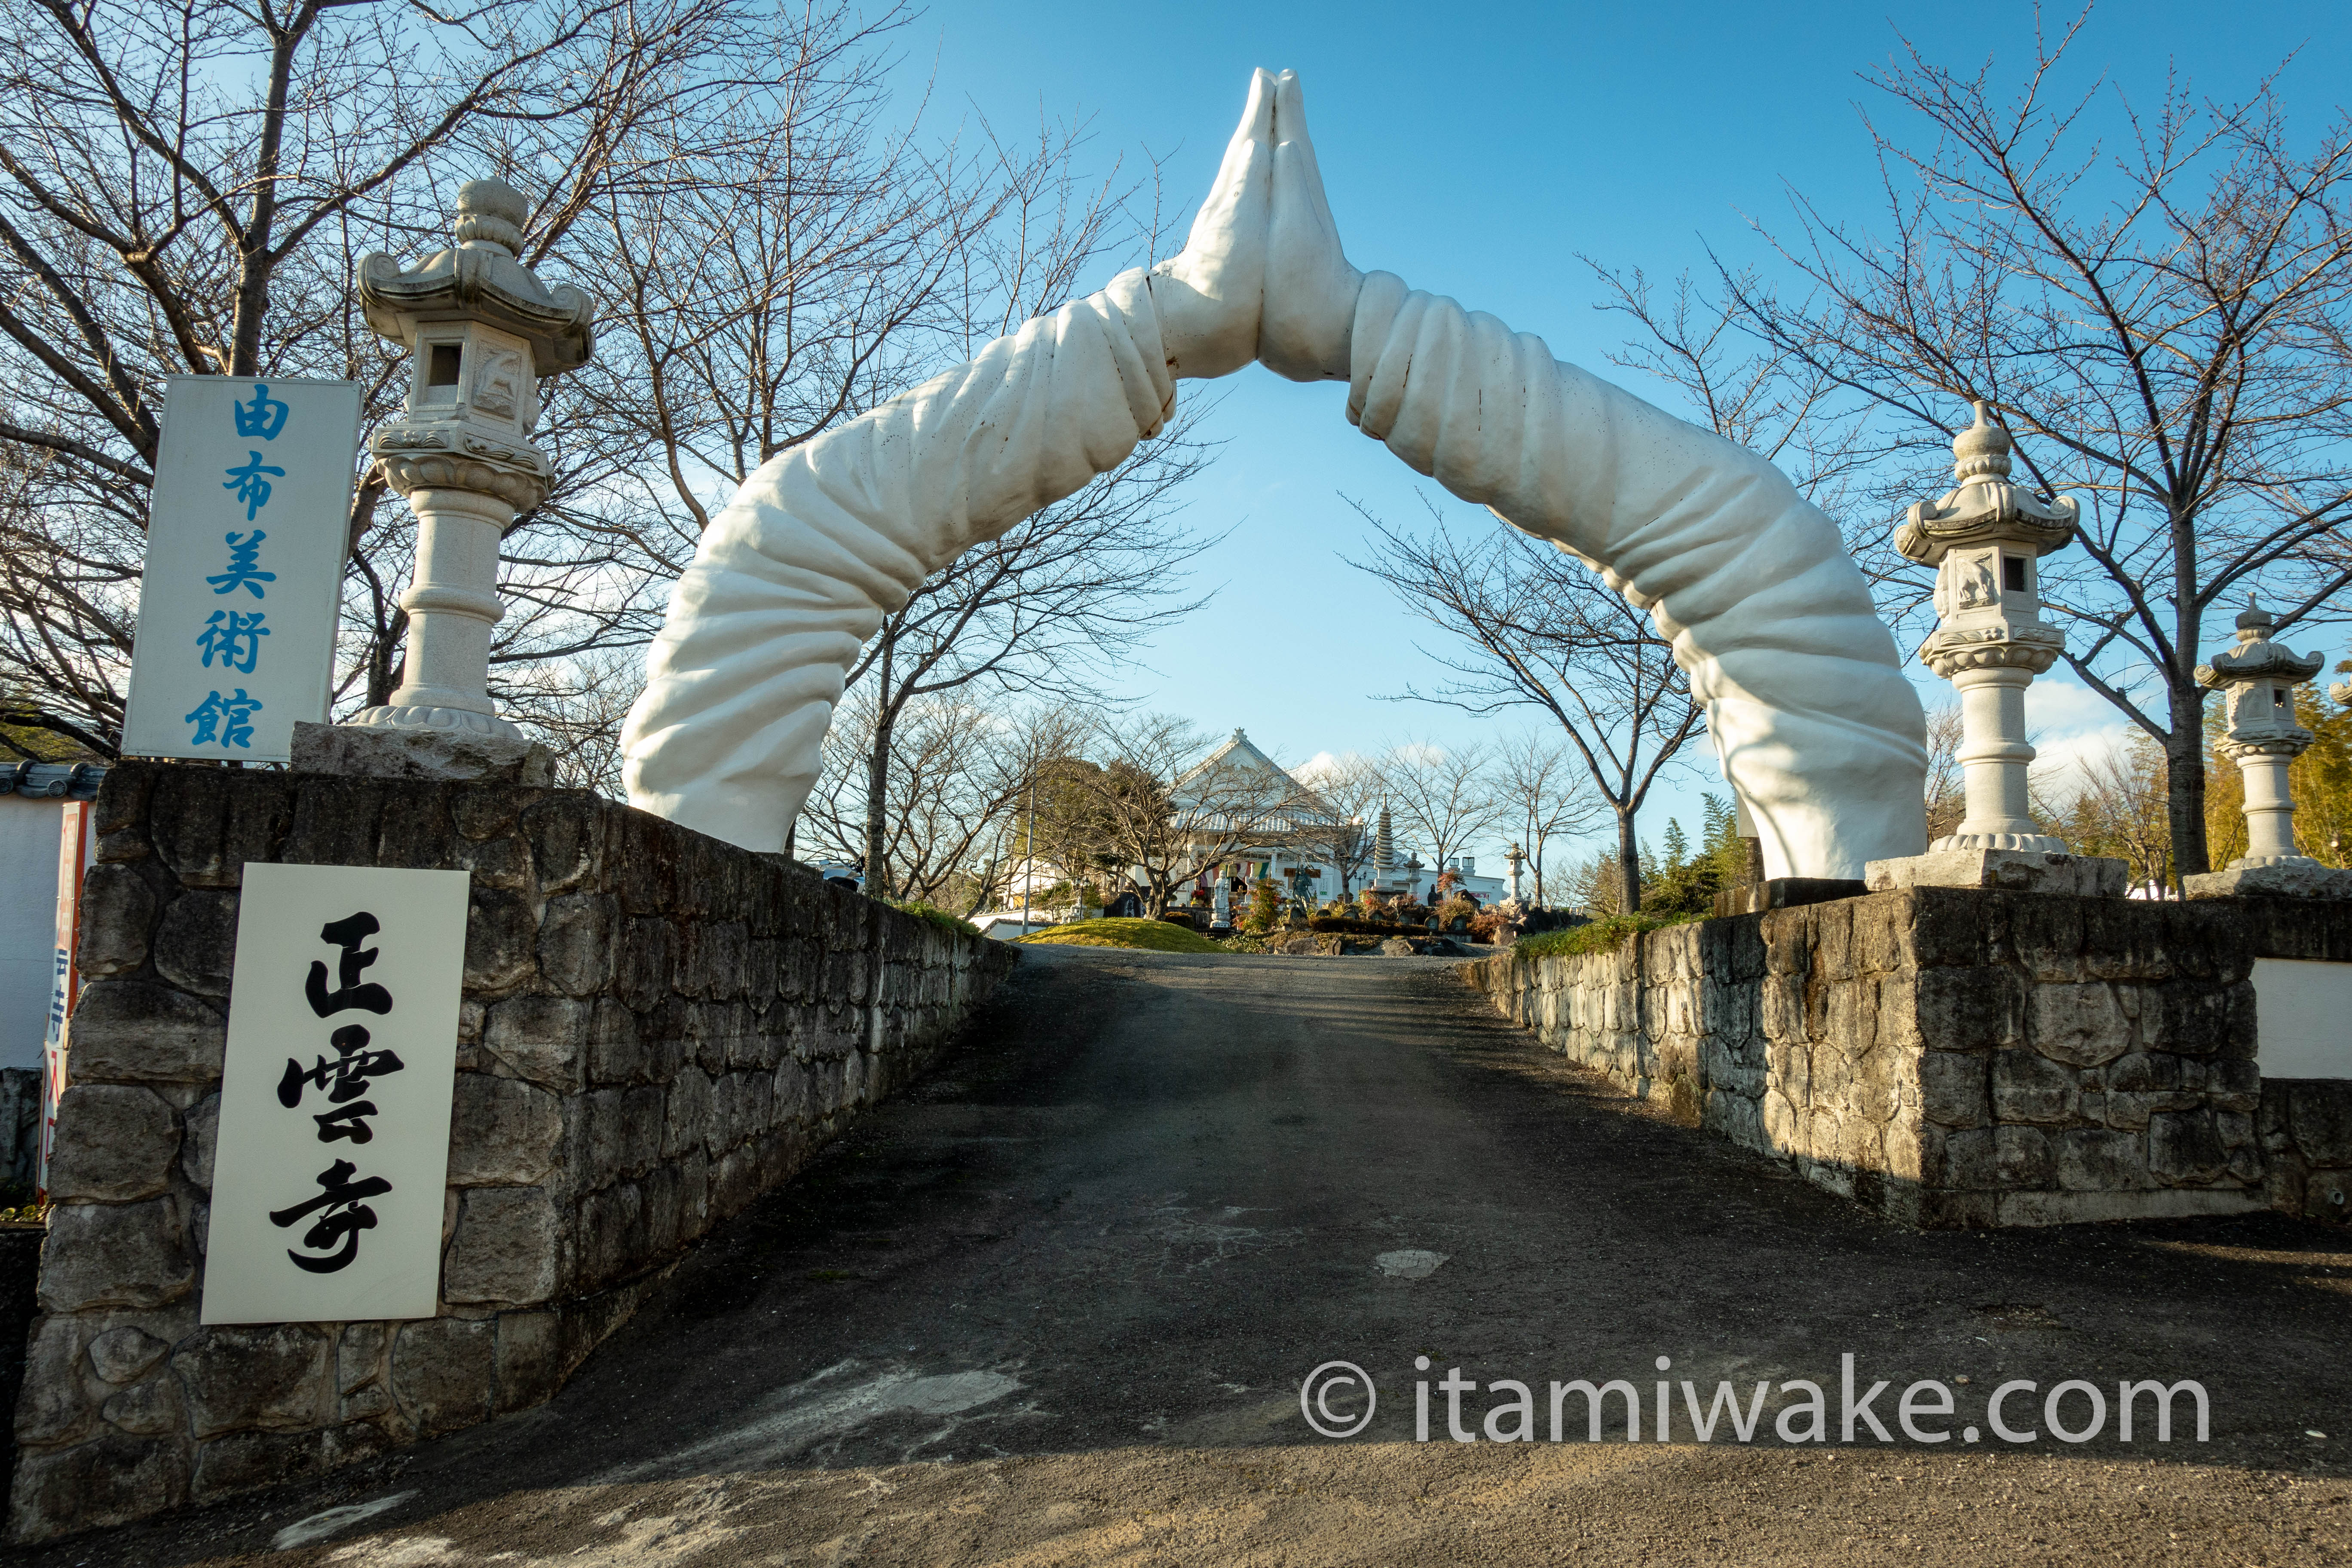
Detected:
left=1901, top=402, right=2076, bottom=850
left=1866, top=403, right=2124, bottom=894
left=2185, top=600, right=2350, bottom=898
left=1505, top=842, right=1525, bottom=904
left=301, top=178, right=593, bottom=777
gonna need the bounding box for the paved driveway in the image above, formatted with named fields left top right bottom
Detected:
left=46, top=947, right=2352, bottom=1565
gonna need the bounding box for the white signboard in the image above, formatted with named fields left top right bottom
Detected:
left=2252, top=957, right=2352, bottom=1079
left=122, top=376, right=363, bottom=764
left=203, top=864, right=469, bottom=1325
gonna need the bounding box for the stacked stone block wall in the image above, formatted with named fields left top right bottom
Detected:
left=1471, top=889, right=2352, bottom=1228
left=12, top=762, right=1012, bottom=1541
left=2260, top=1078, right=2352, bottom=1223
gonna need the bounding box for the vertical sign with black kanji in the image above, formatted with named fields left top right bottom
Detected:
left=121, top=376, right=363, bottom=764
left=203, top=864, right=469, bottom=1324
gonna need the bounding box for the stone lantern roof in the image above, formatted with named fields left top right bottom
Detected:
left=2197, top=598, right=2324, bottom=690
left=1892, top=401, right=2078, bottom=567
left=356, top=179, right=594, bottom=373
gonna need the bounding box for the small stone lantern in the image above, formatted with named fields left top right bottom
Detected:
left=325, top=179, right=593, bottom=770
left=1866, top=403, right=2125, bottom=895
left=2185, top=600, right=2349, bottom=897
left=1504, top=842, right=1525, bottom=904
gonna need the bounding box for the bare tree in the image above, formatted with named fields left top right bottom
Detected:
left=0, top=0, right=773, bottom=751
left=1379, top=739, right=1503, bottom=888
left=1291, top=753, right=1387, bottom=898
left=1706, top=18, right=2352, bottom=877
left=841, top=413, right=1218, bottom=896
left=1583, top=264, right=1888, bottom=563
left=2055, top=734, right=2176, bottom=889
left=501, top=647, right=642, bottom=794
left=1353, top=503, right=1704, bottom=914
left=797, top=689, right=1070, bottom=911
left=1491, top=731, right=1605, bottom=906
left=1047, top=714, right=1311, bottom=918
left=1922, top=702, right=1966, bottom=845
left=0, top=0, right=1200, bottom=798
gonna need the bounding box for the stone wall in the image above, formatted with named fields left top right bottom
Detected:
left=12, top=762, right=1013, bottom=1543
left=0, top=1070, right=39, bottom=1191
left=1468, top=889, right=2352, bottom=1229
left=2260, top=1078, right=2352, bottom=1222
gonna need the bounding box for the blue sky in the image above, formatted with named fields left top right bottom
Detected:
left=894, top=2, right=2352, bottom=877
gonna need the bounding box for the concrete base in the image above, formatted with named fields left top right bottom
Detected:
left=291, top=719, right=554, bottom=786
left=1711, top=877, right=1868, bottom=918
left=1865, top=848, right=2127, bottom=897
left=2184, top=861, right=2352, bottom=900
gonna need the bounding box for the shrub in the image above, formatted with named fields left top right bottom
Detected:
left=1307, top=915, right=1416, bottom=936
left=1436, top=894, right=1477, bottom=926
left=1243, top=876, right=1283, bottom=933
left=1513, top=911, right=1700, bottom=959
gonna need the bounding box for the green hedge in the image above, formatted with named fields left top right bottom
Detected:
left=1511, top=911, right=1700, bottom=959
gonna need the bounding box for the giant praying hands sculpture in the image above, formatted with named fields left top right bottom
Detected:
left=621, top=71, right=1928, bottom=880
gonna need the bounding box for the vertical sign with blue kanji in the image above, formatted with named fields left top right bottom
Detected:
left=122, top=376, right=363, bottom=763
left=203, top=864, right=469, bottom=1325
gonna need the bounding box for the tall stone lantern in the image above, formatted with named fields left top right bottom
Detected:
left=313, top=178, right=593, bottom=774
left=1900, top=402, right=2076, bottom=851
left=1866, top=403, right=2124, bottom=894
left=2184, top=600, right=2350, bottom=898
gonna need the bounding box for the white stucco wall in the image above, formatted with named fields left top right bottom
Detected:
left=2252, top=957, right=2352, bottom=1079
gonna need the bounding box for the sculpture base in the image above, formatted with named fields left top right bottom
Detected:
left=2183, top=861, right=2352, bottom=901
left=1711, top=877, right=1869, bottom=918
left=352, top=700, right=526, bottom=744
left=1865, top=848, right=2128, bottom=897
left=1929, top=830, right=2072, bottom=854
left=291, top=720, right=554, bottom=787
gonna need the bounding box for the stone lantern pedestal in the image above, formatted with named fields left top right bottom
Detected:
left=1864, top=403, right=2126, bottom=897
left=2184, top=600, right=2352, bottom=899
left=291, top=178, right=594, bottom=784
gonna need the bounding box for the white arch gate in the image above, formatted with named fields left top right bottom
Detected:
left=619, top=71, right=1927, bottom=881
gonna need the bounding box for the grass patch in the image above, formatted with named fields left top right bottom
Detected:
left=1512, top=911, right=1703, bottom=959
left=888, top=900, right=981, bottom=938
left=1014, top=916, right=1228, bottom=954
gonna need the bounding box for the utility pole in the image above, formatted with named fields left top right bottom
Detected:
left=1018, top=770, right=1038, bottom=933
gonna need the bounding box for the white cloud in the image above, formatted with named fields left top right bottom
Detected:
left=2022, top=674, right=2141, bottom=808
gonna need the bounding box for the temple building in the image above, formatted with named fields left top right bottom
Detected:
left=1164, top=730, right=1506, bottom=916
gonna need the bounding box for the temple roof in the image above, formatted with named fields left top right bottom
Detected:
left=1172, top=728, right=1333, bottom=821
